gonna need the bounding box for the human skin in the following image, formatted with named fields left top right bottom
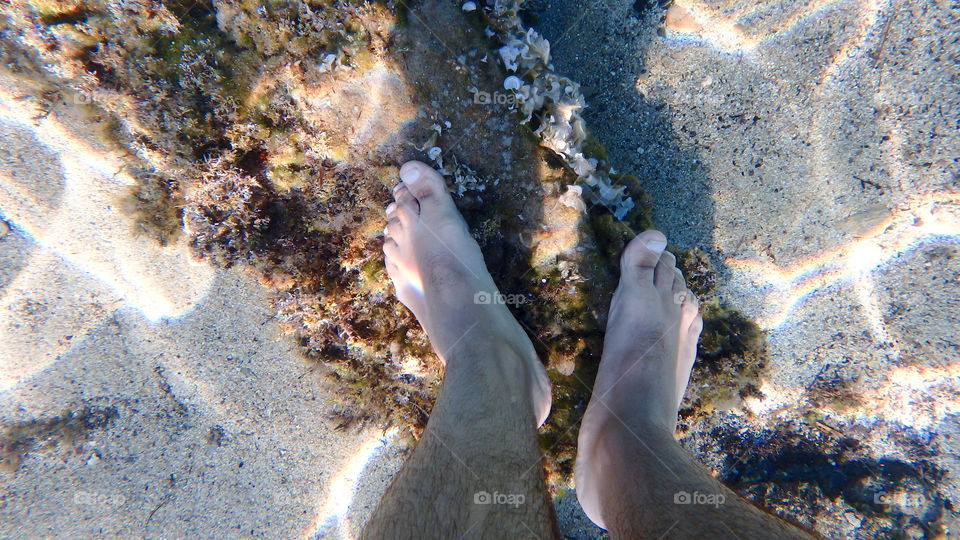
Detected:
left=363, top=161, right=815, bottom=539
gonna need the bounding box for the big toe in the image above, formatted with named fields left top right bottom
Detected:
left=398, top=160, right=457, bottom=215
left=621, top=230, right=668, bottom=281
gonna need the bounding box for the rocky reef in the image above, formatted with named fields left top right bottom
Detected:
left=1, top=0, right=948, bottom=536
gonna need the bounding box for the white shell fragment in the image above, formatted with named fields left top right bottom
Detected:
left=492, top=25, right=635, bottom=220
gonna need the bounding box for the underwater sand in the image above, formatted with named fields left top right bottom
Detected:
left=533, top=0, right=959, bottom=535
left=0, top=87, right=405, bottom=538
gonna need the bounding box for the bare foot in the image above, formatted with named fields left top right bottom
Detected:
left=574, top=229, right=703, bottom=528
left=383, top=160, right=552, bottom=427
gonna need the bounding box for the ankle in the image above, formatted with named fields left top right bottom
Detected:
left=590, top=386, right=678, bottom=435
left=583, top=403, right=675, bottom=456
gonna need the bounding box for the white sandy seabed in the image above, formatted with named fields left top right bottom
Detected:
left=0, top=78, right=409, bottom=538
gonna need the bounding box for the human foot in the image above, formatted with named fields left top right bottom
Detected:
left=382, top=160, right=551, bottom=427
left=574, top=229, right=703, bottom=528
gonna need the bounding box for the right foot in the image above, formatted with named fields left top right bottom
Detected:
left=574, top=230, right=703, bottom=528
left=382, top=160, right=551, bottom=427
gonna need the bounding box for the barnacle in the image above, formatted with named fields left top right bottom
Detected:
left=487, top=4, right=636, bottom=220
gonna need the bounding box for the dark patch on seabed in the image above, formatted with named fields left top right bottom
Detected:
left=713, top=423, right=948, bottom=537
left=0, top=406, right=119, bottom=472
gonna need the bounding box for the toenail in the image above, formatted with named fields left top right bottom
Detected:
left=385, top=202, right=397, bottom=215
left=392, top=183, right=405, bottom=193
left=644, top=237, right=667, bottom=254
left=400, top=165, right=423, bottom=185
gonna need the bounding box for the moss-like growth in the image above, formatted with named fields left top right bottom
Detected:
left=686, top=301, right=766, bottom=407
left=122, top=170, right=184, bottom=246
left=670, top=247, right=769, bottom=420
left=580, top=133, right=609, bottom=163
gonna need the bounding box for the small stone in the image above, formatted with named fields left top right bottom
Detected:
left=0, top=220, right=8, bottom=238
left=461, top=1, right=477, bottom=11
left=665, top=5, right=702, bottom=33
left=843, top=510, right=861, bottom=527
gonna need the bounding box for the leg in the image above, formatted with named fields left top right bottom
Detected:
left=362, top=161, right=557, bottom=539
left=575, top=230, right=815, bottom=539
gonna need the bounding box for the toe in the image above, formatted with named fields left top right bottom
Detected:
left=621, top=230, right=668, bottom=281
left=672, top=267, right=686, bottom=295
left=385, top=202, right=403, bottom=230
left=388, top=198, right=416, bottom=228
left=393, top=185, right=420, bottom=222
left=383, top=236, right=399, bottom=259
left=680, top=291, right=700, bottom=325
left=687, top=311, right=703, bottom=337
left=385, top=260, right=400, bottom=279
left=654, top=250, right=677, bottom=291
left=384, top=218, right=400, bottom=238
left=398, top=161, right=456, bottom=213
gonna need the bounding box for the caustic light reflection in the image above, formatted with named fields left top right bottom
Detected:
left=662, top=0, right=884, bottom=59
left=727, top=191, right=960, bottom=335
left=310, top=428, right=398, bottom=540
left=0, top=88, right=214, bottom=323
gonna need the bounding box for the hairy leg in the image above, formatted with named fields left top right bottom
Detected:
left=576, top=230, right=815, bottom=539
left=362, top=161, right=557, bottom=539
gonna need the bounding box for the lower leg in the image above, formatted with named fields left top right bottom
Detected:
left=364, top=340, right=557, bottom=538
left=583, top=418, right=812, bottom=538
left=576, top=230, right=814, bottom=539
left=362, top=161, right=556, bottom=539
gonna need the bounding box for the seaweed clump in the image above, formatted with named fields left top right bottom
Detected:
left=710, top=421, right=947, bottom=538
left=1, top=0, right=439, bottom=430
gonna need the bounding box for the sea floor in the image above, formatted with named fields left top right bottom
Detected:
left=0, top=83, right=410, bottom=537
left=1, top=0, right=958, bottom=538
left=532, top=0, right=959, bottom=535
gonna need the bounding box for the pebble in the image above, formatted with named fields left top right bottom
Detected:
left=665, top=5, right=702, bottom=33
left=0, top=220, right=8, bottom=238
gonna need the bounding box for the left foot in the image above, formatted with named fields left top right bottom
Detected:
left=574, top=230, right=703, bottom=528
left=382, top=160, right=551, bottom=427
